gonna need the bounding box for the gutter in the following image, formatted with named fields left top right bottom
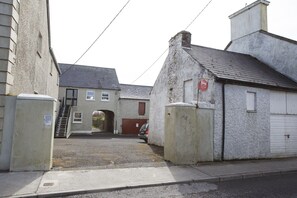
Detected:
left=50, top=48, right=61, bottom=74
left=221, top=82, right=226, bottom=161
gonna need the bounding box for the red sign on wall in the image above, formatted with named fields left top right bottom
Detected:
left=198, top=79, right=208, bottom=91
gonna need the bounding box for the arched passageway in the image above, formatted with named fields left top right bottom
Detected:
left=92, top=110, right=114, bottom=133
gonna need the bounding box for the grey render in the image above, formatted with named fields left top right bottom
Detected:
left=59, top=64, right=120, bottom=132
left=226, top=31, right=297, bottom=83
left=0, top=0, right=60, bottom=170
left=150, top=0, right=297, bottom=161
left=118, top=84, right=152, bottom=133
left=225, top=1, right=297, bottom=82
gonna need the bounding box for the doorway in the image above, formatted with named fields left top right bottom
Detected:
left=65, top=89, right=78, bottom=106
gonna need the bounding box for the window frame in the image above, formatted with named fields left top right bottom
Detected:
left=138, top=102, right=146, bottom=116
left=73, top=112, right=83, bottom=123
left=246, top=91, right=257, bottom=112
left=101, top=92, right=110, bottom=101
left=183, top=79, right=193, bottom=103
left=86, top=90, right=95, bottom=101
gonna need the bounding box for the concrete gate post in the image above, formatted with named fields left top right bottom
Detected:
left=164, top=103, right=214, bottom=164
left=10, top=94, right=56, bottom=171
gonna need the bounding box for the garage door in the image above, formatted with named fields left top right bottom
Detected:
left=270, top=91, right=297, bottom=155
left=122, top=119, right=148, bottom=134
left=270, top=115, right=297, bottom=154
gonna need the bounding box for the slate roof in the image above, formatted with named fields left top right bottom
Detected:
left=59, top=63, right=120, bottom=90
left=120, top=84, right=152, bottom=100
left=184, top=45, right=297, bottom=90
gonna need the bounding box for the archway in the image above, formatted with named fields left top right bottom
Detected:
left=92, top=111, right=105, bottom=132
left=92, top=110, right=114, bottom=133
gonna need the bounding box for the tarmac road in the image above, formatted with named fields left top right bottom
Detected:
left=62, top=172, right=297, bottom=198
left=53, top=133, right=167, bottom=170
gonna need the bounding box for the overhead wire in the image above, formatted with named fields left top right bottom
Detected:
left=60, top=0, right=131, bottom=76
left=131, top=0, right=213, bottom=84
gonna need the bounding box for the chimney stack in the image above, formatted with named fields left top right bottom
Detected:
left=229, top=0, right=270, bottom=41
left=169, top=31, right=192, bottom=49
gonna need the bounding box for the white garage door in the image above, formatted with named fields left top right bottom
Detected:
left=270, top=115, right=297, bottom=154
left=270, top=91, right=297, bottom=155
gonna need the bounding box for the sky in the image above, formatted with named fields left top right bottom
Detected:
left=49, top=0, right=297, bottom=86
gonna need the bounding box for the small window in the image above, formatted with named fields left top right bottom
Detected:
left=139, top=102, right=146, bottom=115
left=183, top=79, right=193, bottom=103
left=101, top=92, right=109, bottom=101
left=73, top=112, right=82, bottom=123
left=247, top=92, right=256, bottom=112
left=86, top=90, right=95, bottom=100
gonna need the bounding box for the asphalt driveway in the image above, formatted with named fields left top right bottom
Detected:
left=53, top=133, right=167, bottom=170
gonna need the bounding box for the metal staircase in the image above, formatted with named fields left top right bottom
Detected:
left=55, top=104, right=71, bottom=138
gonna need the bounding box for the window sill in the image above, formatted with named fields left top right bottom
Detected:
left=247, top=110, right=257, bottom=113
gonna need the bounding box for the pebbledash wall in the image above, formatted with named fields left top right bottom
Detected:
left=150, top=31, right=292, bottom=161
left=0, top=0, right=60, bottom=170
left=221, top=84, right=270, bottom=160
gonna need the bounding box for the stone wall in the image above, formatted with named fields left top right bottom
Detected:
left=149, top=31, right=215, bottom=146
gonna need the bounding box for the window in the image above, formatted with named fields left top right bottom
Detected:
left=139, top=102, right=146, bottom=115
left=73, top=112, right=82, bottom=123
left=101, top=92, right=109, bottom=101
left=183, top=79, right=193, bottom=103
left=246, top=92, right=256, bottom=112
left=86, top=90, right=95, bottom=100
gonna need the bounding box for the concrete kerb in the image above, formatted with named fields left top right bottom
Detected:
left=35, top=168, right=297, bottom=198
left=3, top=161, right=297, bottom=198
left=35, top=178, right=220, bottom=198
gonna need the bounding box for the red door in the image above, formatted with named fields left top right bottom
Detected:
left=122, top=119, right=147, bottom=134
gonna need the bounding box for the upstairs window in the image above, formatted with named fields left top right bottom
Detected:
left=139, top=102, right=146, bottom=115
left=86, top=90, right=95, bottom=100
left=101, top=92, right=109, bottom=101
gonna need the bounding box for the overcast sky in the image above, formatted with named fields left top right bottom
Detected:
left=49, top=0, right=297, bottom=86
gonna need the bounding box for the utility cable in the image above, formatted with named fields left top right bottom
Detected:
left=132, top=48, right=168, bottom=84
left=131, top=0, right=213, bottom=84
left=185, top=0, right=213, bottom=30
left=61, top=0, right=131, bottom=76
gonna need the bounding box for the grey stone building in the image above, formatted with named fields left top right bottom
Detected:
left=150, top=0, right=297, bottom=161
left=0, top=0, right=60, bottom=170
left=118, top=84, right=152, bottom=134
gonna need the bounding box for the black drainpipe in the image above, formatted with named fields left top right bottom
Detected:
left=221, top=82, right=226, bottom=161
